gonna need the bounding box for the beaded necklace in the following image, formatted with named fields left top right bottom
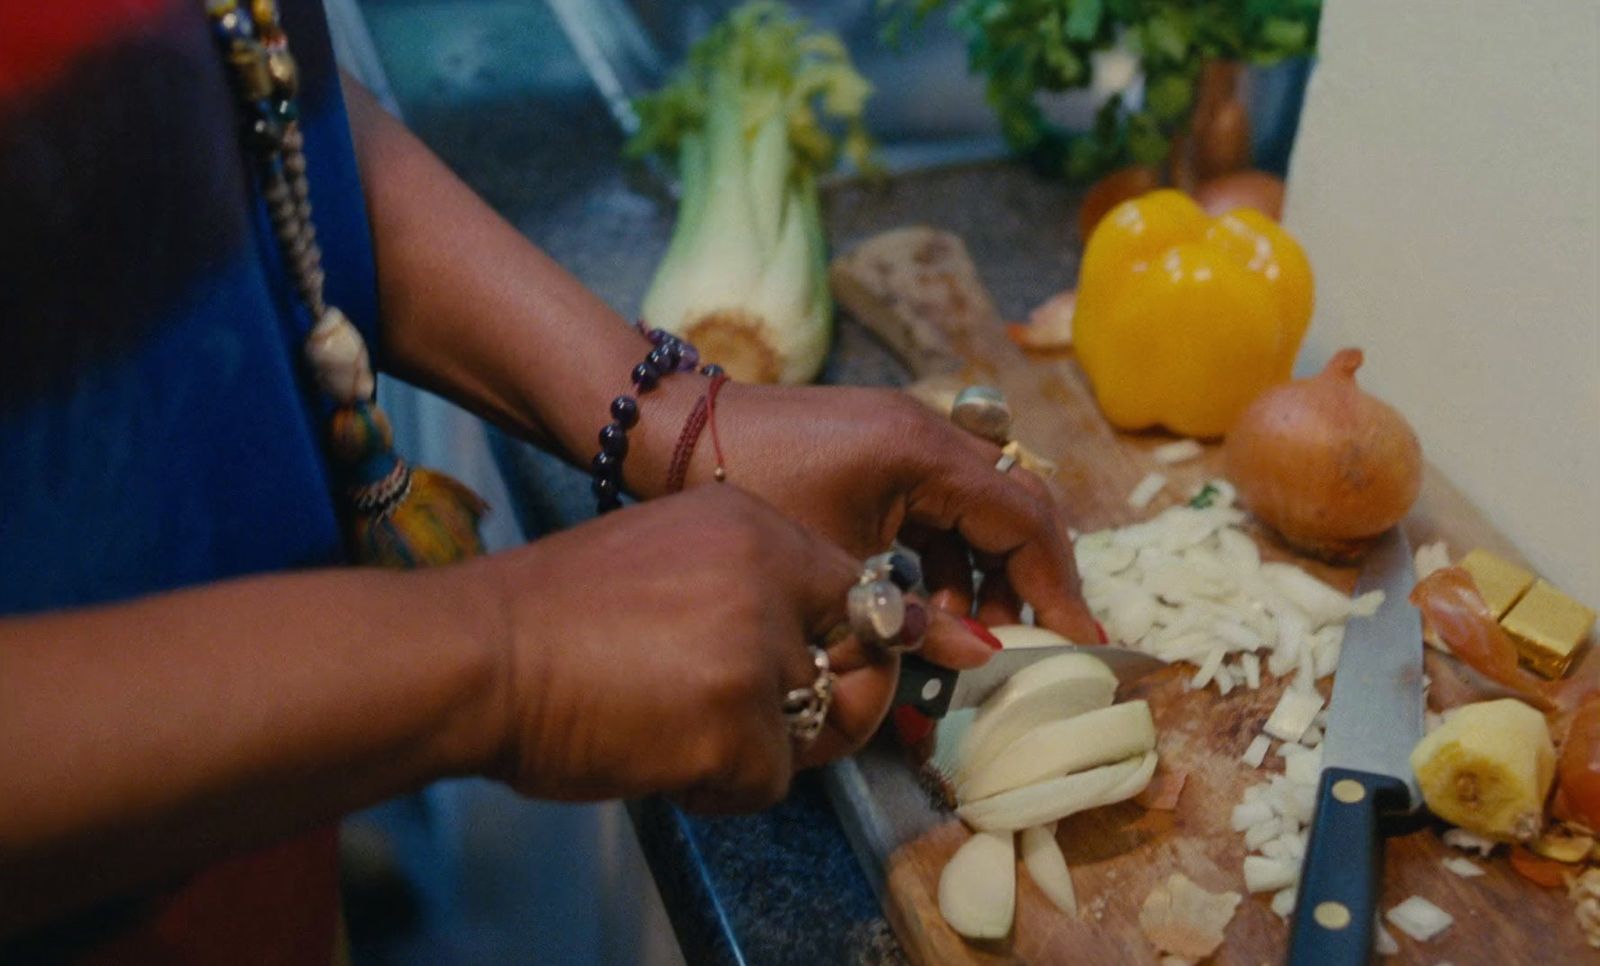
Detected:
left=204, top=0, right=485, bottom=566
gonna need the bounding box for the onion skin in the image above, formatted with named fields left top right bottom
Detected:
left=1079, top=165, right=1163, bottom=241
left=1193, top=171, right=1286, bottom=221
left=1559, top=697, right=1600, bottom=831
left=1224, top=348, right=1423, bottom=562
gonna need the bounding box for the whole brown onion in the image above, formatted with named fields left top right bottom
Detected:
left=1193, top=171, right=1286, bottom=221
left=1224, top=348, right=1423, bottom=562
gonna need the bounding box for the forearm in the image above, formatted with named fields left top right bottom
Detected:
left=343, top=79, right=702, bottom=495
left=0, top=563, right=506, bottom=935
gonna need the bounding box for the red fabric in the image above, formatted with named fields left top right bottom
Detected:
left=0, top=0, right=173, bottom=99
left=75, top=828, right=340, bottom=966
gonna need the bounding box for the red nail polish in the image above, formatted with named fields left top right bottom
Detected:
left=893, top=706, right=935, bottom=746
left=960, top=617, right=1005, bottom=651
left=1094, top=620, right=1109, bottom=644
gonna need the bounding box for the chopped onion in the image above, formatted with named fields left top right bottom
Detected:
left=1264, top=690, right=1325, bottom=743
left=1301, top=725, right=1324, bottom=748
left=1244, top=816, right=1282, bottom=850
left=1231, top=800, right=1275, bottom=832
left=1442, top=828, right=1498, bottom=857
left=1262, top=562, right=1354, bottom=628
left=1373, top=920, right=1399, bottom=956
left=1241, top=735, right=1271, bottom=768
left=1288, top=783, right=1317, bottom=825
left=1414, top=540, right=1452, bottom=580
left=1284, top=747, right=1323, bottom=787
left=1152, top=439, right=1204, bottom=465
left=1128, top=472, right=1169, bottom=510
left=1191, top=648, right=1227, bottom=690
left=1243, top=855, right=1298, bottom=893
left=1350, top=589, right=1386, bottom=618
left=1241, top=652, right=1261, bottom=690
left=1076, top=486, right=1379, bottom=704
left=1270, top=887, right=1297, bottom=919
left=1385, top=895, right=1454, bottom=942
left=1441, top=856, right=1485, bottom=878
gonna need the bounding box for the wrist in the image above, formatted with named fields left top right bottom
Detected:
left=408, top=558, right=519, bottom=779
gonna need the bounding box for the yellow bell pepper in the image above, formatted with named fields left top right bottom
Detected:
left=1073, top=190, right=1314, bottom=438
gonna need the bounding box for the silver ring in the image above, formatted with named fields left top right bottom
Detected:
left=951, top=386, right=1013, bottom=445
left=782, top=647, right=834, bottom=744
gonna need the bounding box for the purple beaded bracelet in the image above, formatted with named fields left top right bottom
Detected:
left=590, top=325, right=722, bottom=515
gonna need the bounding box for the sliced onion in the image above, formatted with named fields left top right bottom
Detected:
left=1020, top=823, right=1077, bottom=916
left=938, top=830, right=1016, bottom=939
left=958, top=752, right=1158, bottom=832
left=959, top=701, right=1156, bottom=802
left=954, top=649, right=1116, bottom=785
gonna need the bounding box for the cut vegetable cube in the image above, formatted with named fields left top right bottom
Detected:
left=1264, top=689, right=1325, bottom=743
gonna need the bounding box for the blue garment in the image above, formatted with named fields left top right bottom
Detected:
left=0, top=0, right=379, bottom=614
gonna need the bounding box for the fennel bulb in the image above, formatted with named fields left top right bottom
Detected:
left=628, top=2, right=876, bottom=384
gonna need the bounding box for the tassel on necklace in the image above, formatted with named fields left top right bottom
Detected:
left=210, top=0, right=486, bottom=567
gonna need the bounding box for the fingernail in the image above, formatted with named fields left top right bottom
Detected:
left=960, top=617, right=1005, bottom=651
left=901, top=600, right=929, bottom=648
left=1094, top=620, right=1109, bottom=644
left=892, top=706, right=934, bottom=746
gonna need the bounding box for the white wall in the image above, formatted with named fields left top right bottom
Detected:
left=1286, top=0, right=1600, bottom=604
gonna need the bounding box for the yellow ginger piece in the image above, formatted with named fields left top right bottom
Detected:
left=1409, top=699, right=1555, bottom=841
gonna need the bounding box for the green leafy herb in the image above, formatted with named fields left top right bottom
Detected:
left=878, top=0, right=1321, bottom=181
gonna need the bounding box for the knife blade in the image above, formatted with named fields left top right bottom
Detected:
left=1288, top=527, right=1424, bottom=966
left=894, top=643, right=1165, bottom=718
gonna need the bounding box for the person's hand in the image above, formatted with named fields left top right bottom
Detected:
left=690, top=384, right=1101, bottom=644
left=477, top=486, right=993, bottom=813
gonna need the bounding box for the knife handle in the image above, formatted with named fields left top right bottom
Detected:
left=893, top=655, right=959, bottom=718
left=1287, top=767, right=1409, bottom=966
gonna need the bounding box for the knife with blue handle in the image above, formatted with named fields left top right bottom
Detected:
left=1288, top=527, right=1425, bottom=965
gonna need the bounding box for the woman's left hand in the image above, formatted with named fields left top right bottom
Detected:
left=692, top=384, right=1101, bottom=646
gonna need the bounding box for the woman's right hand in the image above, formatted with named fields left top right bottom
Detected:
left=475, top=486, right=994, bottom=813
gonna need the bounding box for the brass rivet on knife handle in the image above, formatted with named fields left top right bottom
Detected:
left=1332, top=779, right=1367, bottom=804
left=1314, top=902, right=1352, bottom=930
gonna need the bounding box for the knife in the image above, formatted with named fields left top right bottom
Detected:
left=893, top=643, right=1165, bottom=718
left=1287, top=527, right=1425, bottom=965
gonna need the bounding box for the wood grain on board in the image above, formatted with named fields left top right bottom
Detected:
left=831, top=228, right=1595, bottom=964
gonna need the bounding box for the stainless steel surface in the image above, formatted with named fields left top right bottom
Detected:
left=948, top=644, right=1166, bottom=711
left=1319, top=528, right=1426, bottom=810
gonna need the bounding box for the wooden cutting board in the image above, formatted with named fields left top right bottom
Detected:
left=821, top=225, right=1597, bottom=965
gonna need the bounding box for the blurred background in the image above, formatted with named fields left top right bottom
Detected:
left=327, top=1, right=1315, bottom=962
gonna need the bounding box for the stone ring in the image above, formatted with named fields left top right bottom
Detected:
left=846, top=550, right=928, bottom=656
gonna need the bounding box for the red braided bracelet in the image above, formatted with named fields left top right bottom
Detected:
left=665, top=395, right=709, bottom=493
left=664, top=373, right=730, bottom=493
